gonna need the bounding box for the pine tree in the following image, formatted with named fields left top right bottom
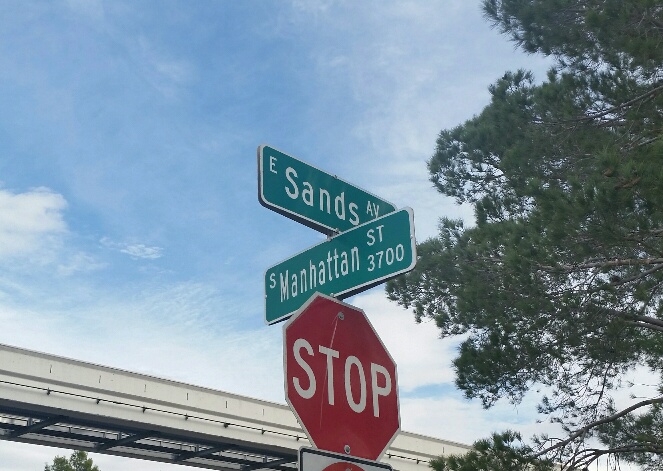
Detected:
left=387, top=1, right=663, bottom=469
left=45, top=451, right=100, bottom=471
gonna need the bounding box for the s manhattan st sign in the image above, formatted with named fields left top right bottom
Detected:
left=258, top=145, right=397, bottom=235
left=264, top=207, right=416, bottom=324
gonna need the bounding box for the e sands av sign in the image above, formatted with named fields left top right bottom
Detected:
left=258, top=145, right=396, bottom=236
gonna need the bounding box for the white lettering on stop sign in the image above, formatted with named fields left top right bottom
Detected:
left=291, top=338, right=392, bottom=417
left=283, top=294, right=400, bottom=460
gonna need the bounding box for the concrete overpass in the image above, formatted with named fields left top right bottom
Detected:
left=0, top=343, right=470, bottom=470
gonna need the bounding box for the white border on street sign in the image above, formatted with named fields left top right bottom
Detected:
left=298, top=447, right=393, bottom=471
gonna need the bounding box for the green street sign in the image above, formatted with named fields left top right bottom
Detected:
left=258, top=145, right=397, bottom=235
left=264, top=207, right=416, bottom=324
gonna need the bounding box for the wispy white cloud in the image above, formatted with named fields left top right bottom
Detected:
left=57, top=251, right=107, bottom=276
left=0, top=279, right=283, bottom=400
left=100, top=237, right=163, bottom=259
left=132, top=35, right=195, bottom=99
left=121, top=243, right=163, bottom=259
left=0, top=187, right=67, bottom=258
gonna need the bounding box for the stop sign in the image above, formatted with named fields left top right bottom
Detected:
left=283, top=293, right=400, bottom=460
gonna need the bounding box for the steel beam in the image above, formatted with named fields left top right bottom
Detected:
left=8, top=415, right=66, bottom=438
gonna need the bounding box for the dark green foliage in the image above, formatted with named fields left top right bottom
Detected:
left=44, top=451, right=100, bottom=471
left=431, top=432, right=554, bottom=471
left=387, top=0, right=663, bottom=469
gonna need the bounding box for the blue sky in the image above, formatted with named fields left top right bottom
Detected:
left=0, top=1, right=560, bottom=469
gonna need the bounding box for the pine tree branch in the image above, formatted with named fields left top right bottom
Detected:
left=598, top=307, right=663, bottom=330
left=538, top=258, right=663, bottom=272
left=607, top=263, right=663, bottom=287
left=549, top=82, right=663, bottom=124
left=594, top=306, right=663, bottom=332
left=534, top=396, right=663, bottom=458
left=626, top=321, right=663, bottom=334
left=625, top=228, right=663, bottom=249
left=565, top=443, right=663, bottom=471
left=631, top=313, right=663, bottom=329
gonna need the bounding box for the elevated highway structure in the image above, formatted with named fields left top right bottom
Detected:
left=0, top=343, right=470, bottom=470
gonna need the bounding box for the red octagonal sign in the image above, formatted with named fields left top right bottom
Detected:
left=283, top=293, right=400, bottom=461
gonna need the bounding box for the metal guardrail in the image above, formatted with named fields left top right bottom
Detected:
left=0, top=343, right=470, bottom=470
